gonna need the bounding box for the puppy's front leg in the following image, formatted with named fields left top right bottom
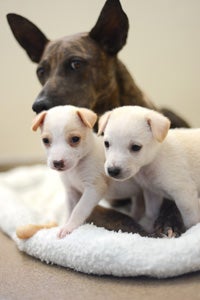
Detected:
left=139, top=190, right=163, bottom=233
left=58, top=187, right=103, bottom=238
left=130, top=192, right=145, bottom=222
left=63, top=185, right=81, bottom=221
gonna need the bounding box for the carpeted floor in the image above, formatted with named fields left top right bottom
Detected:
left=1, top=231, right=200, bottom=300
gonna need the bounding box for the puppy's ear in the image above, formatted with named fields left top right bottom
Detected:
left=77, top=108, right=97, bottom=129
left=98, top=111, right=111, bottom=136
left=146, top=111, right=170, bottom=142
left=31, top=111, right=47, bottom=131
left=89, top=0, right=129, bottom=55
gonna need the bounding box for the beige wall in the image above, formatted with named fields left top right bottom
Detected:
left=1, top=0, right=200, bottom=162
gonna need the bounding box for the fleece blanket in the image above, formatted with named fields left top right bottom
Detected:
left=0, top=165, right=200, bottom=279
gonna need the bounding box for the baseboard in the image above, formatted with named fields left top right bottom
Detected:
left=0, top=156, right=45, bottom=172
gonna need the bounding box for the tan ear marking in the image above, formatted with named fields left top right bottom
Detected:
left=147, top=111, right=170, bottom=142
left=76, top=108, right=97, bottom=128
left=98, top=111, right=111, bottom=136
left=31, top=111, right=47, bottom=131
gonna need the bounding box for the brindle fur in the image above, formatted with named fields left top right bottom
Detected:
left=7, top=0, right=188, bottom=236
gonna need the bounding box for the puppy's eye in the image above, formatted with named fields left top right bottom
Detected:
left=37, top=66, right=45, bottom=78
left=104, top=141, right=110, bottom=148
left=42, top=137, right=50, bottom=146
left=130, top=144, right=142, bottom=152
left=70, top=136, right=81, bottom=145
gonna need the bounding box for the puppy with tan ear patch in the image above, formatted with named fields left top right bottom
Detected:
left=32, top=105, right=142, bottom=238
left=99, top=105, right=200, bottom=232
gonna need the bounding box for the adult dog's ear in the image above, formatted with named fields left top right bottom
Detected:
left=7, top=13, right=49, bottom=63
left=98, top=111, right=111, bottom=136
left=89, top=0, right=129, bottom=55
left=31, top=111, right=47, bottom=131
left=77, top=108, right=97, bottom=129
left=146, top=111, right=171, bottom=143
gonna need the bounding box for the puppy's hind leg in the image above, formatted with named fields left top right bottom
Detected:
left=173, top=188, right=200, bottom=230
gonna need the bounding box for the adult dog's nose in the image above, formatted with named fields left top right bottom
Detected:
left=53, top=160, right=65, bottom=170
left=32, top=97, right=52, bottom=114
left=107, top=166, right=121, bottom=178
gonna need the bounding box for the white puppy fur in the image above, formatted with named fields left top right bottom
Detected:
left=32, top=105, right=142, bottom=238
left=98, top=105, right=200, bottom=232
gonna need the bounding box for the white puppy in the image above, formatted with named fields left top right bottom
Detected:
left=98, top=105, right=200, bottom=232
left=32, top=105, right=142, bottom=238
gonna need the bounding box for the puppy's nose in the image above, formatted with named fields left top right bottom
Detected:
left=107, top=167, right=121, bottom=178
left=53, top=160, right=65, bottom=170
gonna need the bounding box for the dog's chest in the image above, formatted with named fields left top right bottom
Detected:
left=135, top=166, right=170, bottom=198
left=61, top=169, right=85, bottom=194
left=106, top=179, right=140, bottom=200
left=135, top=166, right=153, bottom=186
left=135, top=166, right=161, bottom=191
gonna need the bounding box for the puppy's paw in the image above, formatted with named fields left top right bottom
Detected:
left=57, top=225, right=74, bottom=239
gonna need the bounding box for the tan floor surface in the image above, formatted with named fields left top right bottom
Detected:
left=1, top=231, right=200, bottom=300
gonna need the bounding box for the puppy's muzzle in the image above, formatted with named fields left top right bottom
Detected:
left=107, top=166, right=121, bottom=178
left=53, top=160, right=66, bottom=171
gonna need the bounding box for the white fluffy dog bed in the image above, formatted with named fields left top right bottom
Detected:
left=0, top=165, right=200, bottom=278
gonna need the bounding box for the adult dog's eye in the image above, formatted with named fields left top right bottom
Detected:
left=37, top=67, right=45, bottom=78
left=42, top=137, right=50, bottom=146
left=130, top=144, right=142, bottom=152
left=104, top=141, right=110, bottom=148
left=70, top=136, right=81, bottom=145
left=69, top=59, right=84, bottom=70
left=66, top=57, right=86, bottom=73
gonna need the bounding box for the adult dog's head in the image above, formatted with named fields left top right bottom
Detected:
left=7, top=0, right=130, bottom=115
left=7, top=0, right=190, bottom=129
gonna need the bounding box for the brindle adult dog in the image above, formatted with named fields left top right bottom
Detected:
left=7, top=0, right=187, bottom=236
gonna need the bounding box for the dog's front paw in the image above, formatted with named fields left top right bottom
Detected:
left=154, top=199, right=186, bottom=238
left=57, top=225, right=74, bottom=239
left=154, top=225, right=178, bottom=238
left=154, top=222, right=184, bottom=238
